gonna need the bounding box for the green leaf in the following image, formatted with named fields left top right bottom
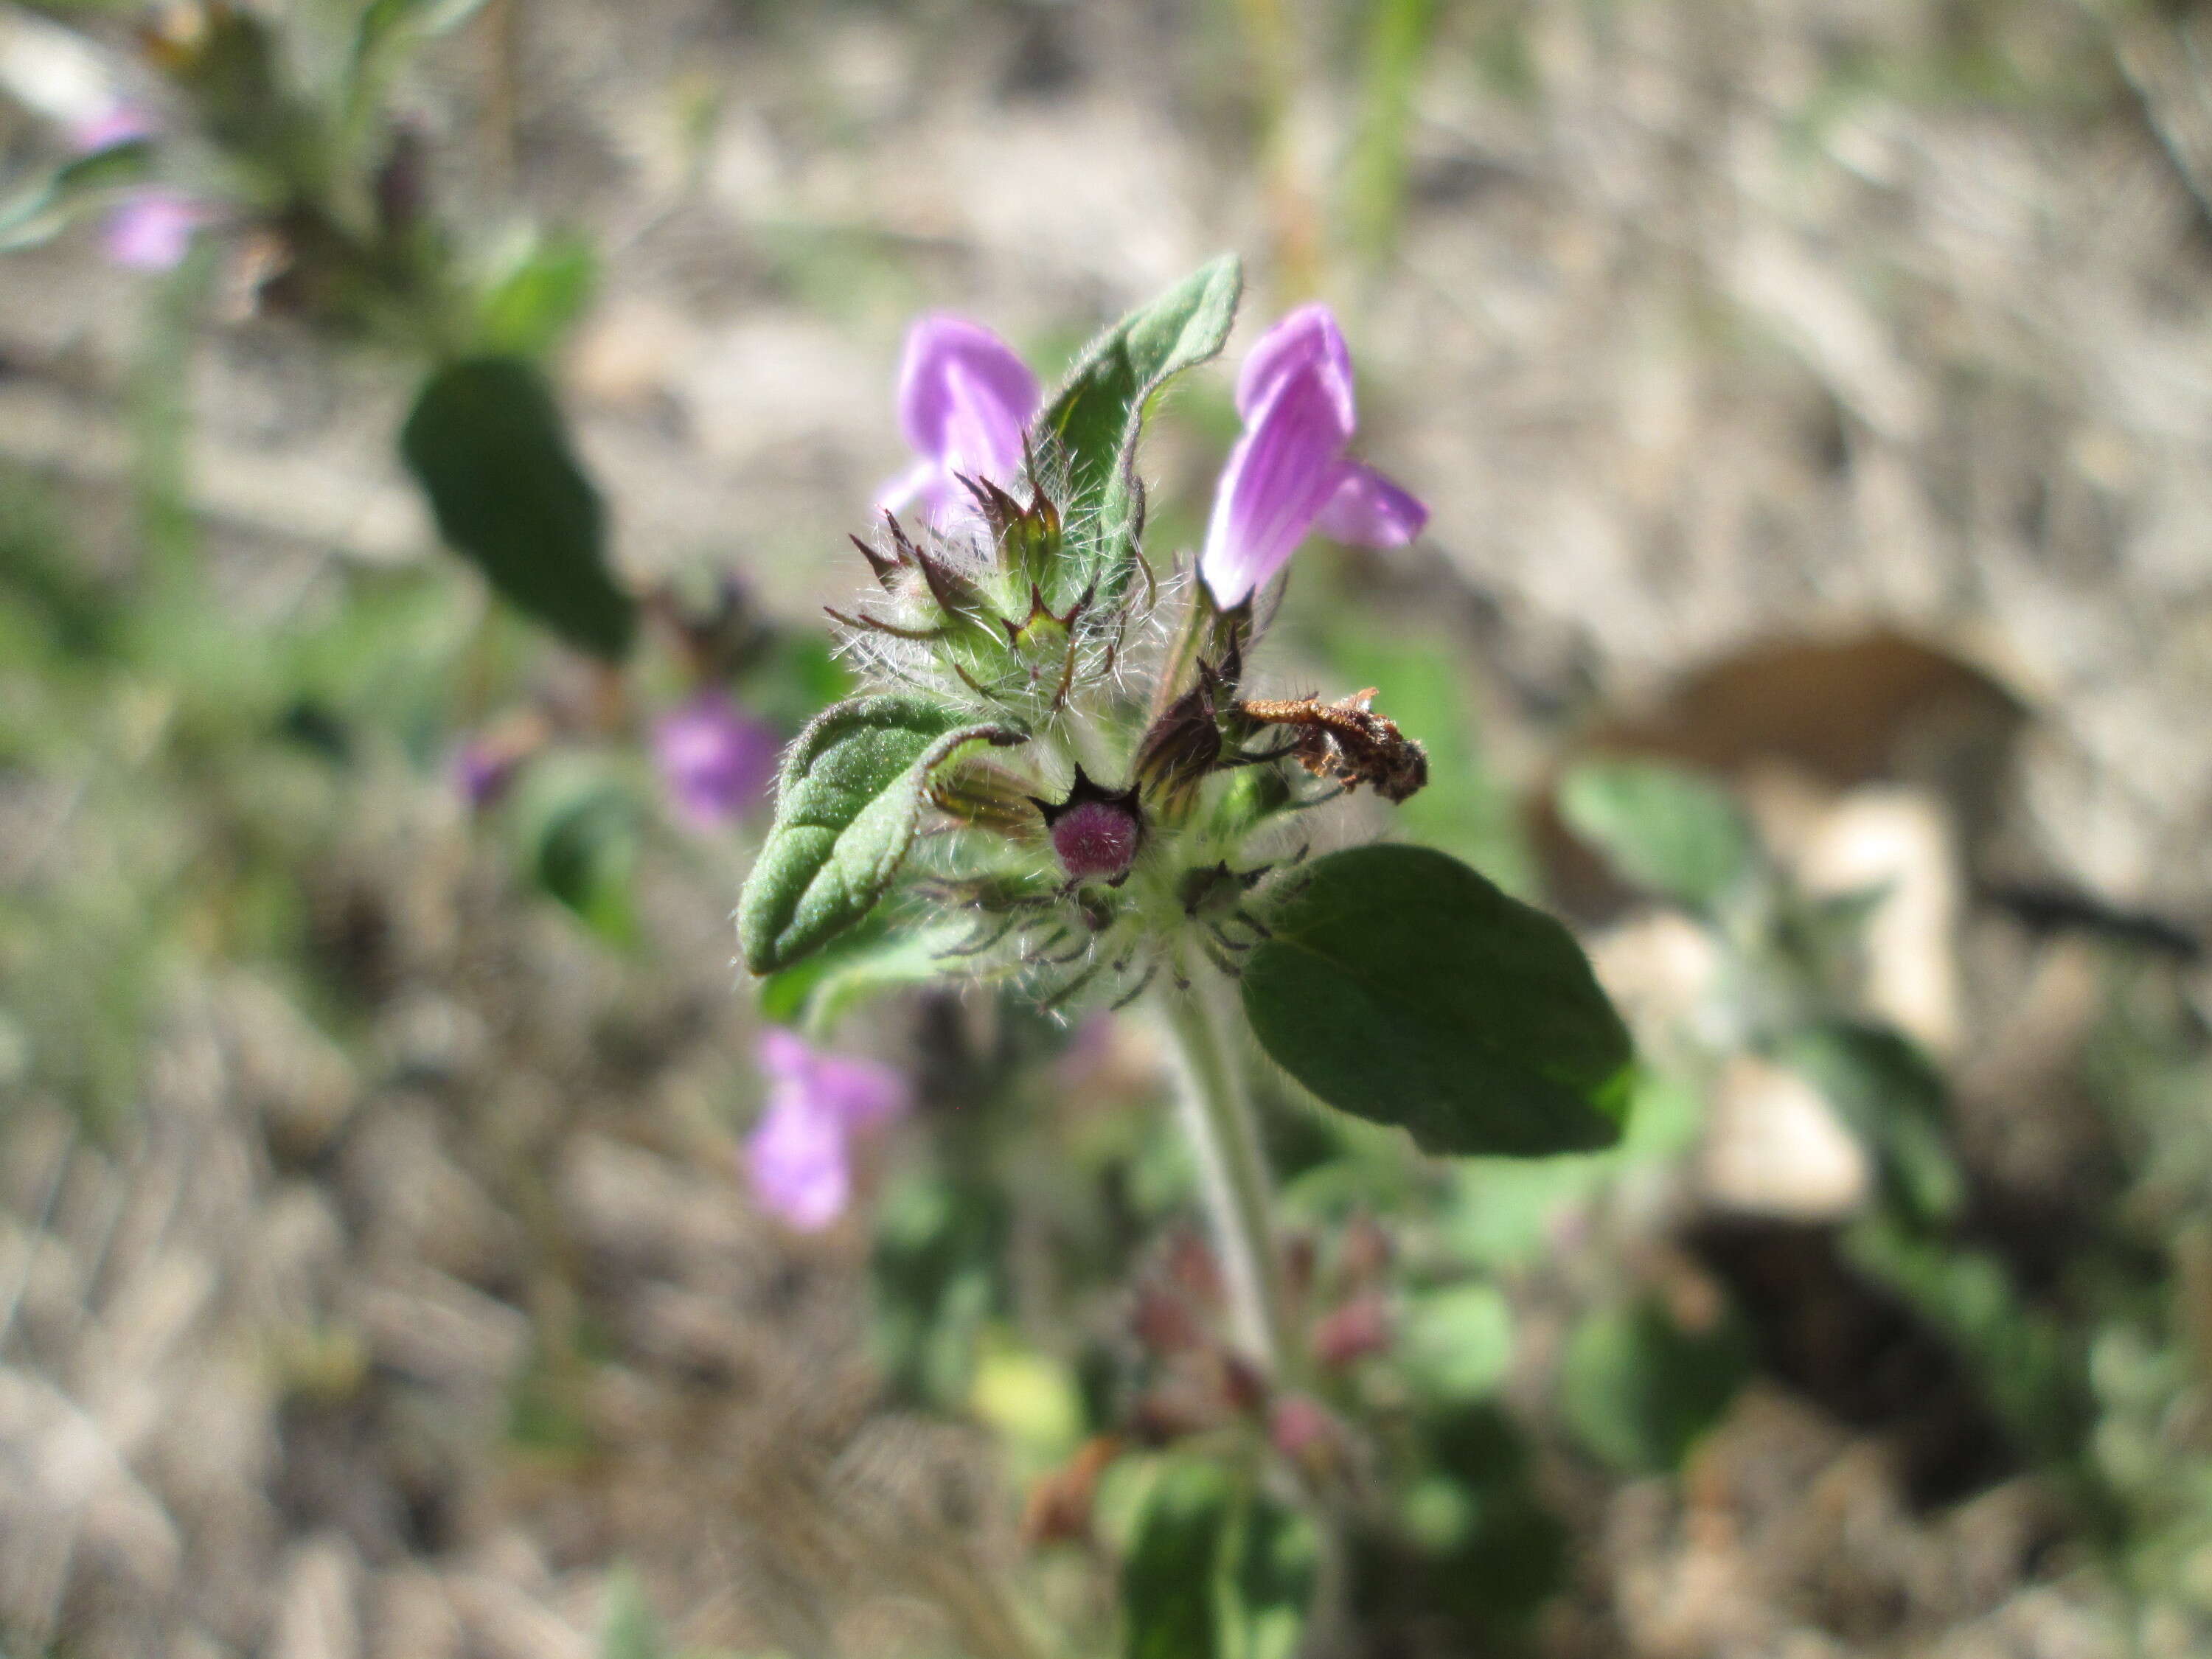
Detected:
left=1242, top=844, right=1632, bottom=1157
left=597, top=1565, right=665, bottom=1659
left=1041, top=255, right=1242, bottom=597
left=1561, top=1300, right=1753, bottom=1473
left=1367, top=1407, right=1568, bottom=1635
left=1121, top=1460, right=1231, bottom=1659
left=736, top=697, right=1021, bottom=974
left=512, top=757, right=641, bottom=945
left=1228, top=1492, right=1318, bottom=1659
left=1781, top=1022, right=1964, bottom=1227
left=352, top=0, right=496, bottom=97
left=400, top=357, right=636, bottom=660
left=1557, top=758, right=1754, bottom=911
left=1400, top=1283, right=1514, bottom=1402
left=476, top=232, right=599, bottom=358
left=0, top=140, right=156, bottom=254
left=1845, top=1215, right=2090, bottom=1467
left=757, top=917, right=967, bottom=1032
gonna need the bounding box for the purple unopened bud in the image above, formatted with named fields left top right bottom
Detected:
left=1034, top=768, right=1144, bottom=886
left=1269, top=1394, right=1335, bottom=1459
left=1312, top=1293, right=1393, bottom=1369
left=1051, top=801, right=1140, bottom=882
left=653, top=692, right=780, bottom=831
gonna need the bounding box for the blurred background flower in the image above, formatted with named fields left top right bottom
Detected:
left=651, top=690, right=780, bottom=830
left=743, top=1026, right=910, bottom=1230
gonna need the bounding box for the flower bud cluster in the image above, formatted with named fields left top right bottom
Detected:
left=811, top=304, right=1434, bottom=1013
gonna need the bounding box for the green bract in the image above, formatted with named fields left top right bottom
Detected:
left=1241, top=844, right=1633, bottom=1156
left=1043, top=254, right=1242, bottom=602
left=737, top=695, right=1023, bottom=974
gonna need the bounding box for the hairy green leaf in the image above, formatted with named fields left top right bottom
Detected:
left=1042, top=255, right=1242, bottom=597
left=1242, top=844, right=1632, bottom=1156
left=400, top=357, right=636, bottom=660
left=737, top=697, right=1020, bottom=974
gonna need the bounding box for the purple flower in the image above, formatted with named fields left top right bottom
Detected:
left=451, top=712, right=547, bottom=810
left=743, top=1028, right=910, bottom=1231
left=653, top=692, right=781, bottom=830
left=65, top=103, right=207, bottom=274
left=878, top=314, right=1040, bottom=522
left=1198, top=303, right=1428, bottom=609
left=100, top=189, right=206, bottom=271
left=453, top=737, right=518, bottom=810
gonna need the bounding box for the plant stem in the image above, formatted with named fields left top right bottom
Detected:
left=1155, top=964, right=1358, bottom=1652
left=1154, top=962, right=1293, bottom=1374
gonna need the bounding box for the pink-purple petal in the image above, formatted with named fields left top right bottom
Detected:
left=1312, top=459, right=1428, bottom=548
left=810, top=1054, right=909, bottom=1130
left=742, top=1029, right=912, bottom=1231
left=453, top=737, right=518, bottom=809
left=101, top=189, right=202, bottom=271
left=876, top=456, right=945, bottom=517
left=757, top=1026, right=816, bottom=1083
left=744, top=1091, right=850, bottom=1231
left=1234, top=302, right=1356, bottom=432
left=1199, top=360, right=1359, bottom=608
left=895, top=315, right=1039, bottom=484
left=69, top=103, right=159, bottom=155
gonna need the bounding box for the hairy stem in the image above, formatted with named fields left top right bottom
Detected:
left=1153, top=962, right=1293, bottom=1374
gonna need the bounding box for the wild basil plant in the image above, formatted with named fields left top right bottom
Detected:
left=734, top=259, right=1636, bottom=1615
